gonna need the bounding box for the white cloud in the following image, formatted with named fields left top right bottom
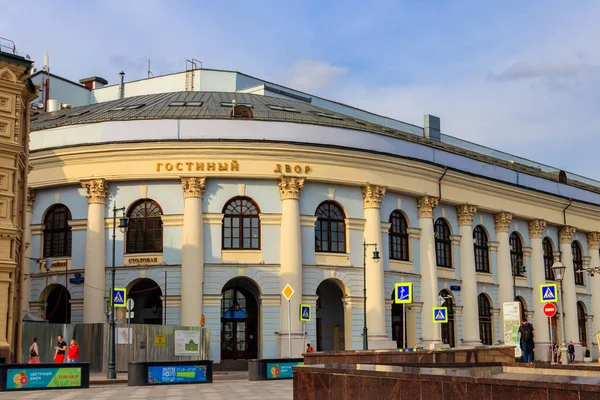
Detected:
left=281, top=59, right=347, bottom=93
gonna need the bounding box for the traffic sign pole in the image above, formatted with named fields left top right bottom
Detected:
left=403, top=305, right=406, bottom=350
left=549, top=316, right=553, bottom=364
left=288, top=299, right=291, bottom=358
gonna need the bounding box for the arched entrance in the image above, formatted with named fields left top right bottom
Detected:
left=129, top=279, right=163, bottom=324
left=391, top=293, right=406, bottom=349
left=221, top=277, right=259, bottom=360
left=439, top=290, right=455, bottom=348
left=316, top=279, right=345, bottom=352
left=44, top=284, right=71, bottom=323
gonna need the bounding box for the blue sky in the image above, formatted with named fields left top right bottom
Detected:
left=5, top=1, right=600, bottom=179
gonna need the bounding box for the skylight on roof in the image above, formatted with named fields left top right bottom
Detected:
left=110, top=106, right=126, bottom=111
left=169, top=101, right=186, bottom=107
left=267, top=105, right=300, bottom=113
left=69, top=110, right=90, bottom=117
left=169, top=101, right=204, bottom=107
left=315, top=111, right=343, bottom=120
left=125, top=104, right=144, bottom=110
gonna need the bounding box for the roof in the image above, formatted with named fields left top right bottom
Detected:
left=31, top=70, right=91, bottom=90
left=29, top=91, right=600, bottom=196
left=79, top=76, right=108, bottom=84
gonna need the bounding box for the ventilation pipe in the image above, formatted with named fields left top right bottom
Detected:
left=118, top=71, right=125, bottom=100
left=424, top=114, right=441, bottom=141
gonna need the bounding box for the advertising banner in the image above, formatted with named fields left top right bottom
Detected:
left=6, top=367, right=81, bottom=390
left=174, top=330, right=200, bottom=356
left=147, top=365, right=207, bottom=385
left=266, top=361, right=303, bottom=379
left=503, top=301, right=522, bottom=358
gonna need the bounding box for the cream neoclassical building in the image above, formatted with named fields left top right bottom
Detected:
left=23, top=67, right=600, bottom=363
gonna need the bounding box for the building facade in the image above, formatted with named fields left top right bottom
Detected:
left=24, top=67, right=600, bottom=362
left=0, top=48, right=36, bottom=362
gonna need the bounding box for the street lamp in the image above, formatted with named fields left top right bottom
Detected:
left=108, top=206, right=129, bottom=379
left=362, top=240, right=380, bottom=350
left=551, top=261, right=568, bottom=366
left=513, top=264, right=527, bottom=300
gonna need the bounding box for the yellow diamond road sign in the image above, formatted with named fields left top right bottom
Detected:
left=282, top=284, right=295, bottom=301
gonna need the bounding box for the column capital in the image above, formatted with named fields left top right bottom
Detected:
left=417, top=195, right=438, bottom=218
left=278, top=176, right=305, bottom=200
left=559, top=226, right=577, bottom=244
left=494, top=211, right=513, bottom=232
left=587, top=232, right=600, bottom=250
left=80, top=178, right=108, bottom=204
left=26, top=187, right=35, bottom=211
left=456, top=204, right=477, bottom=226
left=181, top=177, right=206, bottom=198
left=528, top=219, right=547, bottom=239
left=362, top=184, right=387, bottom=208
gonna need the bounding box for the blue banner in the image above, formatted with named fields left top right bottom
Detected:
left=6, top=367, right=81, bottom=390
left=147, top=365, right=207, bottom=385
left=266, top=362, right=303, bottom=379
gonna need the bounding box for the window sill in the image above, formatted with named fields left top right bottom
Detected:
left=437, top=267, right=456, bottom=279
left=123, top=253, right=163, bottom=266
left=221, top=250, right=262, bottom=263
left=389, top=260, right=412, bottom=273
left=315, top=252, right=350, bottom=266
left=476, top=272, right=494, bottom=283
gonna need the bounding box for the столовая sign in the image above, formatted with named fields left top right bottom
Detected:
left=7, top=368, right=81, bottom=390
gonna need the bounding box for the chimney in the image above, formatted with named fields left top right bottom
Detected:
left=424, top=115, right=441, bottom=141
left=118, top=71, right=125, bottom=99
left=79, top=76, right=108, bottom=89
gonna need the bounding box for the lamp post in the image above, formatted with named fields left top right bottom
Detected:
left=107, top=206, right=129, bottom=379
left=551, top=261, right=568, bottom=366
left=362, top=240, right=380, bottom=350
left=513, top=265, right=527, bottom=300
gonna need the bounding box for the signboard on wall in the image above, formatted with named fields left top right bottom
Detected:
left=117, top=328, right=132, bottom=345
left=174, top=330, right=200, bottom=356
left=6, top=367, right=82, bottom=390
left=147, top=365, right=207, bottom=385
left=503, top=301, right=522, bottom=358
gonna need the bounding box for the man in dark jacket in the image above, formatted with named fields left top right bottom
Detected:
left=518, top=318, right=535, bottom=364
left=568, top=341, right=575, bottom=363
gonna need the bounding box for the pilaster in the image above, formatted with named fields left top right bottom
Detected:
left=495, top=211, right=513, bottom=335
left=457, top=204, right=480, bottom=346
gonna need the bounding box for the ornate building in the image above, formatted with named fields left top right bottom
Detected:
left=0, top=48, right=36, bottom=362
left=23, top=66, right=600, bottom=363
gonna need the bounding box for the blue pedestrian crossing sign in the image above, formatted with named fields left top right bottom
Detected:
left=299, top=304, right=311, bottom=322
left=432, top=307, right=448, bottom=323
left=540, top=283, right=558, bottom=303
left=394, top=282, right=413, bottom=304
left=111, top=287, right=127, bottom=308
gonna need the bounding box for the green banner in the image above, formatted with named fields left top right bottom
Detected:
left=7, top=367, right=81, bottom=390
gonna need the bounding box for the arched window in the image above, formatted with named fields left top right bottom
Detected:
left=222, top=197, right=260, bottom=250
left=389, top=211, right=409, bottom=261
left=126, top=199, right=163, bottom=254
left=473, top=225, right=490, bottom=273
left=440, top=290, right=456, bottom=348
left=434, top=219, right=452, bottom=268
left=315, top=201, right=346, bottom=253
left=577, top=302, right=587, bottom=347
left=478, top=294, right=493, bottom=345
left=572, top=242, right=584, bottom=286
left=517, top=297, right=527, bottom=321
left=510, top=232, right=524, bottom=277
left=43, top=204, right=72, bottom=258
left=543, top=238, right=555, bottom=281
left=232, top=105, right=253, bottom=119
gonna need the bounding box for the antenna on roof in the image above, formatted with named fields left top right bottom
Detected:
left=147, top=50, right=154, bottom=78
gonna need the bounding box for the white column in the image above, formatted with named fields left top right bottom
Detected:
left=456, top=204, right=481, bottom=346
left=362, top=184, right=394, bottom=349
left=559, top=226, right=580, bottom=347
left=21, top=188, right=34, bottom=314
left=495, top=212, right=514, bottom=329
left=278, top=177, right=305, bottom=357
left=80, top=179, right=108, bottom=323
left=180, top=177, right=205, bottom=326
left=529, top=219, right=551, bottom=361
left=588, top=232, right=600, bottom=357
left=417, top=195, right=441, bottom=348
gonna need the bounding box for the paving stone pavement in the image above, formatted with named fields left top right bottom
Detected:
left=0, top=379, right=293, bottom=400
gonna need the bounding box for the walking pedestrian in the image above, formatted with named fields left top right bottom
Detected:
left=568, top=341, right=575, bottom=363
left=54, top=335, right=67, bottom=363
left=67, top=339, right=79, bottom=363
left=518, top=318, right=535, bottom=364
left=29, top=338, right=39, bottom=361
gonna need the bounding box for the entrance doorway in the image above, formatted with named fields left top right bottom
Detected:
left=44, top=284, right=71, bottom=323
left=439, top=290, right=455, bottom=348
left=221, top=278, right=259, bottom=360
left=316, top=279, right=345, bottom=352
left=391, top=293, right=406, bottom=349
left=129, top=278, right=163, bottom=325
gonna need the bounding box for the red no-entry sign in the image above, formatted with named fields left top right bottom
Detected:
left=543, top=303, right=557, bottom=317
